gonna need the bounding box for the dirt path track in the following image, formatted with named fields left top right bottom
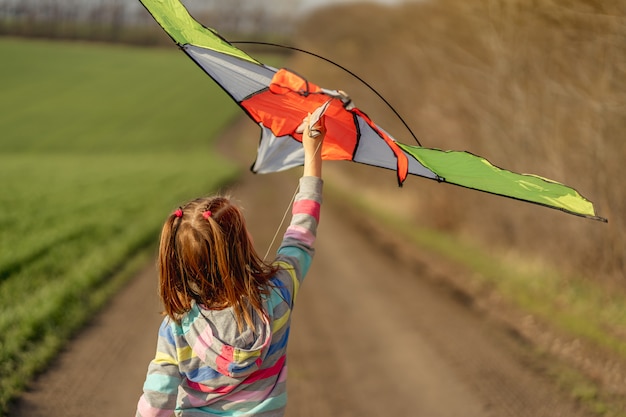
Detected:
left=10, top=119, right=592, bottom=417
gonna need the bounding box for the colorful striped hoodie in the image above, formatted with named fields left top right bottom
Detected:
left=136, top=176, right=323, bottom=417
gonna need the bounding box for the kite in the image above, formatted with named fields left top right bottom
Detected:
left=138, top=0, right=606, bottom=222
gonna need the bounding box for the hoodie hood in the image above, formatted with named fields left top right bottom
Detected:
left=180, top=302, right=271, bottom=379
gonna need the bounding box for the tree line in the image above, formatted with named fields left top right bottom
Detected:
left=0, top=0, right=295, bottom=44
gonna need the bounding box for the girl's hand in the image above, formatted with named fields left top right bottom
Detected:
left=302, top=114, right=325, bottom=178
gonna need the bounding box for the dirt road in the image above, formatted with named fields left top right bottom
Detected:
left=9, top=119, right=593, bottom=417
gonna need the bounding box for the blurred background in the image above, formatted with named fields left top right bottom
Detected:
left=0, top=0, right=624, bottom=414
left=293, top=0, right=624, bottom=287
left=1, top=0, right=622, bottom=282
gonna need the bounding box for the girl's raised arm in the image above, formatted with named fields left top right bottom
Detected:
left=302, top=114, right=325, bottom=178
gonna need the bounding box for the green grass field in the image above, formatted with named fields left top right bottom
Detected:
left=0, top=38, right=243, bottom=413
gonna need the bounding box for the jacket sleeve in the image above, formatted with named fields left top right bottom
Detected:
left=136, top=319, right=182, bottom=417
left=275, top=176, right=323, bottom=290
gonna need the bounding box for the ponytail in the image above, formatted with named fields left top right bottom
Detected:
left=157, top=196, right=279, bottom=330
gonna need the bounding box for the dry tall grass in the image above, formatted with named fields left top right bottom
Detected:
left=295, top=0, right=625, bottom=286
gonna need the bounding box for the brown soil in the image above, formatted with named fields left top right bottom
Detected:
left=9, top=118, right=595, bottom=417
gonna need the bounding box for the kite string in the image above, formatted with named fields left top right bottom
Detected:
left=263, top=182, right=299, bottom=261
left=231, top=40, right=422, bottom=147
left=263, top=139, right=324, bottom=261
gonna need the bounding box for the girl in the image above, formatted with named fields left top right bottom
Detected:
left=136, top=115, right=325, bottom=417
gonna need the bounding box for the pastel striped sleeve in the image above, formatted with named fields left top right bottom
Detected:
left=277, top=176, right=323, bottom=282
left=136, top=319, right=182, bottom=417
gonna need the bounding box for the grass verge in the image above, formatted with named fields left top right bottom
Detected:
left=0, top=37, right=248, bottom=415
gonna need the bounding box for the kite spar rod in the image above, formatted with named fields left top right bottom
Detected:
left=232, top=41, right=422, bottom=147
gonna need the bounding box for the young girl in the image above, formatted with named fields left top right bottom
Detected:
left=136, top=115, right=325, bottom=417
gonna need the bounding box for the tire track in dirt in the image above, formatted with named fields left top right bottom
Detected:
left=9, top=117, right=594, bottom=417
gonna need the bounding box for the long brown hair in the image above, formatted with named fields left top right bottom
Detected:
left=158, top=195, right=278, bottom=330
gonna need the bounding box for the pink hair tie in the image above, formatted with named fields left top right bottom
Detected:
left=174, top=208, right=183, bottom=218
left=202, top=210, right=212, bottom=220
